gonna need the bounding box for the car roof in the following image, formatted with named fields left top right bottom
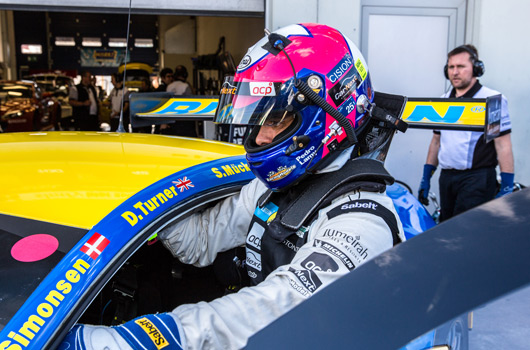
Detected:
left=0, top=132, right=245, bottom=229
left=247, top=188, right=530, bottom=349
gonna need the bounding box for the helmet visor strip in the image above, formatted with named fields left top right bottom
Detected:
left=214, top=76, right=299, bottom=126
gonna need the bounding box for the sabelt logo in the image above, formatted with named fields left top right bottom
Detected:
left=341, top=201, right=378, bottom=211
left=249, top=82, right=276, bottom=96
left=135, top=318, right=169, bottom=349
left=0, top=259, right=91, bottom=349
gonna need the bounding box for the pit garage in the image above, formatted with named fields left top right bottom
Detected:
left=0, top=0, right=264, bottom=136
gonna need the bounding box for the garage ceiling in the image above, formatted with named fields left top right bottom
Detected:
left=0, top=0, right=265, bottom=16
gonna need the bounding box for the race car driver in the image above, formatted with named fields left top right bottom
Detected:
left=60, top=23, right=407, bottom=350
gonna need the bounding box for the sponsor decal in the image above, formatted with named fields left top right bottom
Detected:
left=355, top=58, right=367, bottom=81
left=247, top=223, right=265, bottom=250
left=406, top=105, right=466, bottom=123
left=137, top=98, right=218, bottom=117
left=172, top=177, right=194, bottom=192
left=282, top=239, right=300, bottom=253
left=295, top=146, right=317, bottom=166
left=326, top=54, right=354, bottom=83
left=246, top=250, right=262, bottom=271
left=337, top=96, right=356, bottom=117
left=247, top=270, right=257, bottom=279
left=322, top=229, right=368, bottom=264
left=121, top=180, right=191, bottom=227
left=1, top=259, right=91, bottom=348
left=211, top=161, right=251, bottom=178
left=80, top=232, right=110, bottom=260
left=313, top=239, right=355, bottom=270
left=341, top=201, right=378, bottom=211
left=401, top=100, right=487, bottom=127
left=135, top=317, right=169, bottom=349
left=220, top=81, right=237, bottom=95
left=93, top=49, right=117, bottom=60
left=238, top=55, right=252, bottom=70
left=266, top=165, right=296, bottom=182
left=289, top=278, right=311, bottom=297
left=288, top=253, right=338, bottom=294
left=328, top=66, right=362, bottom=107
left=249, top=82, right=276, bottom=96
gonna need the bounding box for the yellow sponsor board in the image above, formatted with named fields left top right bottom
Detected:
left=137, top=98, right=218, bottom=117
left=401, top=99, right=486, bottom=130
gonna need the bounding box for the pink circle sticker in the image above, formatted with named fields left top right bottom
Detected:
left=11, top=234, right=59, bottom=262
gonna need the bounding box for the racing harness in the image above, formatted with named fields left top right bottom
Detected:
left=244, top=158, right=403, bottom=285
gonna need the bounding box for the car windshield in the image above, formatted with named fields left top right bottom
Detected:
left=0, top=83, right=32, bottom=99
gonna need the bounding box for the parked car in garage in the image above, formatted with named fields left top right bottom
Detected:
left=0, top=80, right=61, bottom=132
left=23, top=73, right=74, bottom=99
left=118, top=62, right=153, bottom=92
left=23, top=73, right=75, bottom=125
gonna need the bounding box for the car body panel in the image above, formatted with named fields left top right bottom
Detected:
left=0, top=132, right=246, bottom=229
left=386, top=182, right=436, bottom=239
left=0, top=130, right=440, bottom=349
left=247, top=188, right=530, bottom=349
left=0, top=151, right=255, bottom=349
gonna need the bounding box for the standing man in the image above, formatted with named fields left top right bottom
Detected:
left=108, top=72, right=130, bottom=132
left=166, top=65, right=192, bottom=95
left=418, top=44, right=515, bottom=221
left=163, top=65, right=197, bottom=136
left=155, top=67, right=173, bottom=92
left=69, top=70, right=99, bottom=131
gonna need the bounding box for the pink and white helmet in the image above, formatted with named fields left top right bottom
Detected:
left=215, top=23, right=376, bottom=191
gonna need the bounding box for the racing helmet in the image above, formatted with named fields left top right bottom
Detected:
left=214, top=23, right=376, bottom=191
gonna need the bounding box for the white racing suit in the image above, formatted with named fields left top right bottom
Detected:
left=160, top=161, right=406, bottom=349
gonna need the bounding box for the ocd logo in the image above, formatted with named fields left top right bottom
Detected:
left=471, top=106, right=485, bottom=113
left=250, top=82, right=276, bottom=96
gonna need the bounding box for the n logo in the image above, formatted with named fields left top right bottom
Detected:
left=405, top=105, right=465, bottom=123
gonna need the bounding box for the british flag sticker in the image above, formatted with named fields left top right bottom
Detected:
left=172, top=176, right=194, bottom=193
left=80, top=232, right=110, bottom=260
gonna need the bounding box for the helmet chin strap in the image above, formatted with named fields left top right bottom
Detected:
left=263, top=31, right=358, bottom=146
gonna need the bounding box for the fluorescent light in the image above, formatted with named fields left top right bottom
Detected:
left=82, top=37, right=102, bottom=47
left=134, top=38, right=154, bottom=48
left=55, top=37, right=75, bottom=46
left=109, top=38, right=127, bottom=47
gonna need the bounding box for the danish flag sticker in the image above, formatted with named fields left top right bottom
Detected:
left=80, top=232, right=110, bottom=260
